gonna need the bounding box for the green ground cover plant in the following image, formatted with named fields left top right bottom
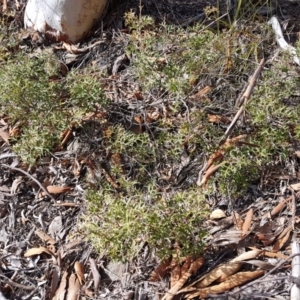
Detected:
left=83, top=12, right=300, bottom=260
left=2, top=6, right=300, bottom=263
left=84, top=185, right=208, bottom=261
left=0, top=53, right=107, bottom=164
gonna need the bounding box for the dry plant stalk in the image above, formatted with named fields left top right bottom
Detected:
left=224, top=58, right=265, bottom=139
left=291, top=241, right=300, bottom=300
left=241, top=208, right=253, bottom=237
left=197, top=135, right=248, bottom=187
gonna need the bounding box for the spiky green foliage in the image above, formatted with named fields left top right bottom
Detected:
left=0, top=54, right=107, bottom=164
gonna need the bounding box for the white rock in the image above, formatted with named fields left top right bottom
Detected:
left=24, top=0, right=108, bottom=42
left=210, top=209, right=226, bottom=220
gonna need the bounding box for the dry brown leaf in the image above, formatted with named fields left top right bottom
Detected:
left=223, top=39, right=233, bottom=74
left=198, top=135, right=247, bottom=187
left=89, top=258, right=101, bottom=291
left=35, top=228, right=56, bottom=245
left=53, top=271, right=68, bottom=300
left=261, top=250, right=288, bottom=259
left=24, top=247, right=55, bottom=257
left=213, top=230, right=243, bottom=246
left=40, top=185, right=72, bottom=197
left=190, top=86, right=212, bottom=102
left=101, top=167, right=120, bottom=189
left=231, top=249, right=262, bottom=262
left=9, top=126, right=21, bottom=138
left=272, top=226, right=292, bottom=252
left=133, top=91, right=143, bottom=100
left=74, top=261, right=85, bottom=285
left=270, top=196, right=292, bottom=217
left=72, top=159, right=81, bottom=177
left=0, top=127, right=10, bottom=145
left=162, top=257, right=204, bottom=300
left=242, top=259, right=275, bottom=270
left=180, top=257, right=192, bottom=278
left=66, top=273, right=81, bottom=300
left=170, top=264, right=181, bottom=288
left=207, top=114, right=230, bottom=124
left=149, top=258, right=172, bottom=281
left=185, top=270, right=264, bottom=299
left=195, top=262, right=242, bottom=288
left=205, top=151, right=224, bottom=173
left=232, top=212, right=243, bottom=230
left=198, top=162, right=225, bottom=187
left=255, top=222, right=284, bottom=246
left=241, top=208, right=253, bottom=237
left=47, top=185, right=72, bottom=194
left=49, top=266, right=60, bottom=299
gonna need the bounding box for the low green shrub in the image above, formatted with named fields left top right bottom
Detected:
left=83, top=185, right=208, bottom=261
left=0, top=54, right=107, bottom=164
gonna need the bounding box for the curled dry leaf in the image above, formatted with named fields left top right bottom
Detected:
left=53, top=271, right=68, bottom=300
left=24, top=246, right=55, bottom=257
left=185, top=270, right=264, bottom=299
left=47, top=185, right=72, bottom=194
left=255, top=221, right=284, bottom=246
left=261, top=250, right=288, bottom=259
left=241, top=208, right=253, bottom=237
left=198, top=162, right=225, bottom=187
left=49, top=266, right=60, bottom=299
left=242, top=259, right=275, bottom=270
left=232, top=212, right=243, bottom=230
left=190, top=85, right=212, bottom=102
left=74, top=261, right=85, bottom=285
left=272, top=226, right=292, bottom=252
left=270, top=196, right=292, bottom=217
left=89, top=257, right=101, bottom=291
left=194, top=262, right=242, bottom=289
left=207, top=114, right=230, bottom=125
left=34, top=228, right=56, bottom=245
left=231, top=249, right=262, bottom=262
left=213, top=230, right=242, bottom=246
left=39, top=185, right=72, bottom=197
left=180, top=257, right=192, bottom=278
left=67, top=273, right=81, bottom=300
left=0, top=127, right=10, bottom=145
left=162, top=257, right=204, bottom=300
left=171, top=264, right=181, bottom=288
left=149, top=258, right=172, bottom=282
